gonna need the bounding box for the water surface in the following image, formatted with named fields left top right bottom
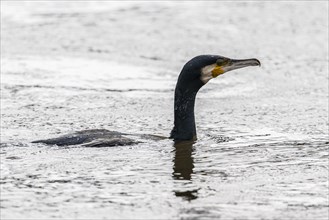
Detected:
left=1, top=1, right=328, bottom=219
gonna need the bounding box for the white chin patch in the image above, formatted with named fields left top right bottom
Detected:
left=200, top=64, right=216, bottom=84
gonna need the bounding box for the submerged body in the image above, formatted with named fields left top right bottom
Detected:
left=32, top=55, right=260, bottom=146
left=32, top=129, right=166, bottom=147
left=32, top=129, right=136, bottom=147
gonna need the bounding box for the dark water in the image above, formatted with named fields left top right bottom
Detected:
left=1, top=1, right=328, bottom=219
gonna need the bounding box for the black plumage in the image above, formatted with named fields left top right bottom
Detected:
left=32, top=55, right=260, bottom=146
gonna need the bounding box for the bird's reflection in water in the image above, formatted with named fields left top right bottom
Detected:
left=172, top=140, right=198, bottom=201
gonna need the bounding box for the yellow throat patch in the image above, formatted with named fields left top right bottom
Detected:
left=211, top=65, right=224, bottom=78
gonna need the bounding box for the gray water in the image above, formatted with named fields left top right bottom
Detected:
left=1, top=1, right=328, bottom=219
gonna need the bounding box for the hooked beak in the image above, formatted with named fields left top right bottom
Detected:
left=224, top=58, right=261, bottom=72
left=205, top=56, right=261, bottom=82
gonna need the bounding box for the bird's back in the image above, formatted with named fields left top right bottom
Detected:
left=32, top=129, right=166, bottom=147
left=32, top=129, right=137, bottom=147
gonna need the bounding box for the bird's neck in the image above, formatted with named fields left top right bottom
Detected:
left=170, top=87, right=199, bottom=141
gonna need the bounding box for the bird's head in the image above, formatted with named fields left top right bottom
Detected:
left=178, top=55, right=261, bottom=87
left=172, top=55, right=260, bottom=141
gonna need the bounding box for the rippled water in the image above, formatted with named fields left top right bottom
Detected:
left=1, top=1, right=328, bottom=219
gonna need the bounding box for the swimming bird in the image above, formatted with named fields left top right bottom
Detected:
left=32, top=55, right=260, bottom=147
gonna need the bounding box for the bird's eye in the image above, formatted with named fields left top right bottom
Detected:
left=216, top=59, right=228, bottom=66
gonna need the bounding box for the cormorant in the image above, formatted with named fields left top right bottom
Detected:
left=32, top=55, right=260, bottom=147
